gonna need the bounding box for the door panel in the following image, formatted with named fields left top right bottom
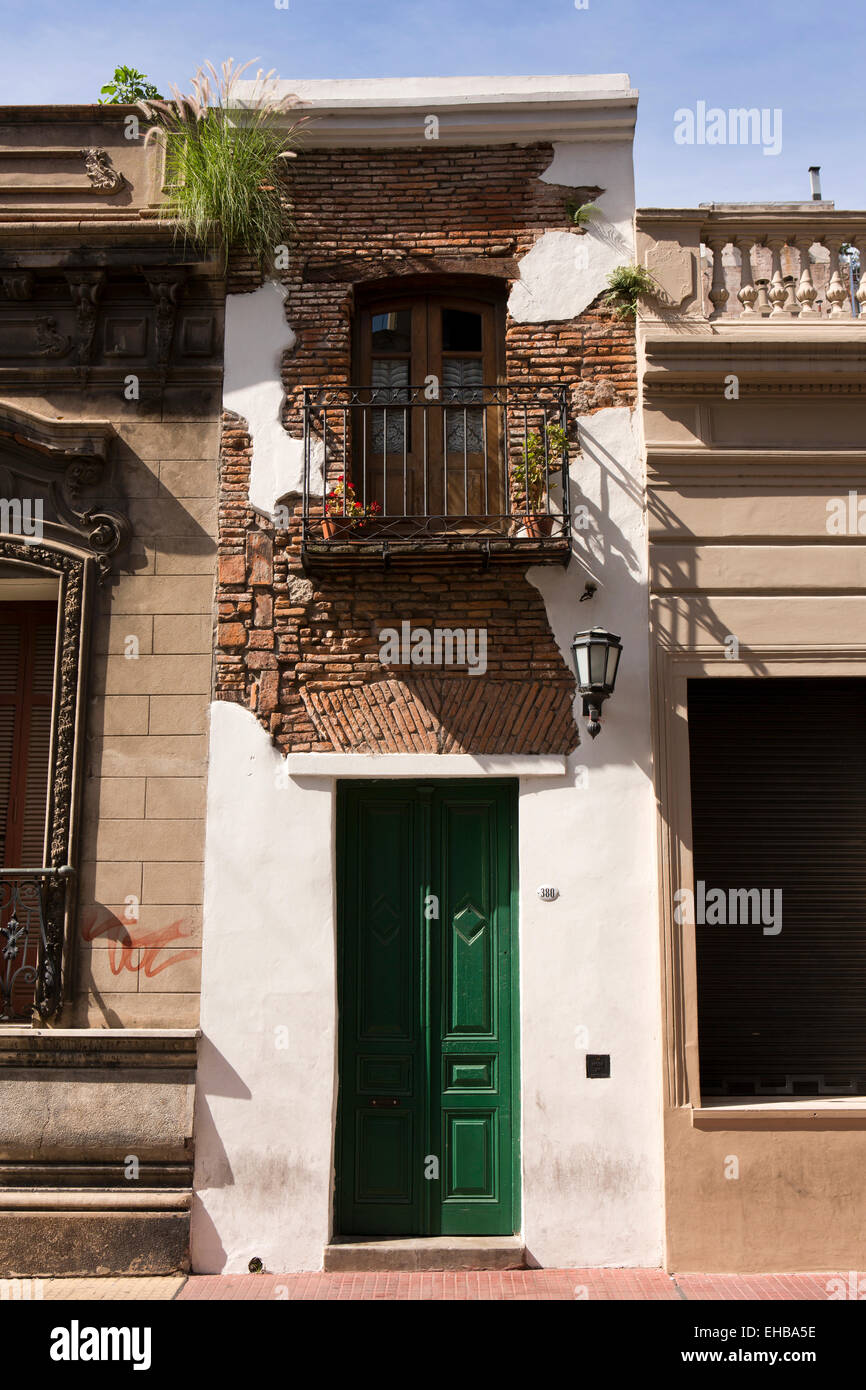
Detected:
left=338, top=792, right=424, bottom=1233
left=356, top=292, right=504, bottom=524
left=336, top=780, right=518, bottom=1237
left=431, top=788, right=514, bottom=1233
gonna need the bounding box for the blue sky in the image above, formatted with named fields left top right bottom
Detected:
left=1, top=0, right=863, bottom=208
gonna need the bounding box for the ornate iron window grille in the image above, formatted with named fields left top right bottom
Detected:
left=0, top=866, right=75, bottom=1022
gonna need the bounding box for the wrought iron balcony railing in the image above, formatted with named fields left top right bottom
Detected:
left=301, top=383, right=572, bottom=567
left=0, top=866, right=74, bottom=1023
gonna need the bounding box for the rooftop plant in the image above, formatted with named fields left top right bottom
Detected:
left=99, top=66, right=164, bottom=104
left=141, top=59, right=306, bottom=264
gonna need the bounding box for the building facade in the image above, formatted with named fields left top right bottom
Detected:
left=2, top=77, right=865, bottom=1279
left=638, top=204, right=866, bottom=1272
left=0, top=104, right=223, bottom=1273
left=192, top=76, right=663, bottom=1273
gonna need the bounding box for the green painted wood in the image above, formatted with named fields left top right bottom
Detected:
left=336, top=780, right=518, bottom=1237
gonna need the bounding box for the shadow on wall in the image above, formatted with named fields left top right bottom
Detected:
left=528, top=407, right=652, bottom=773
left=648, top=488, right=769, bottom=675
left=111, top=438, right=217, bottom=578
left=294, top=566, right=580, bottom=756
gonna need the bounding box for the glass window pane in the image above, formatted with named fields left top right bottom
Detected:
left=441, top=308, right=483, bottom=353
left=371, top=310, right=412, bottom=352
left=371, top=359, right=410, bottom=454
left=443, top=359, right=484, bottom=453
left=589, top=642, right=608, bottom=685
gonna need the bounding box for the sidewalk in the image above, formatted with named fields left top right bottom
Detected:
left=32, top=1270, right=836, bottom=1301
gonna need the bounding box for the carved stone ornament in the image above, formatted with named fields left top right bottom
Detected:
left=34, top=316, right=73, bottom=357
left=0, top=404, right=129, bottom=582
left=0, top=272, right=34, bottom=301
left=143, top=268, right=187, bottom=377
left=79, top=147, right=124, bottom=195
left=65, top=270, right=106, bottom=382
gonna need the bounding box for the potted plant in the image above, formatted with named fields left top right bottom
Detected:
left=322, top=477, right=381, bottom=538
left=141, top=59, right=306, bottom=265
left=514, top=422, right=569, bottom=536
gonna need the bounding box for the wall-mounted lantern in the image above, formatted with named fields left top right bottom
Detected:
left=570, top=627, right=622, bottom=739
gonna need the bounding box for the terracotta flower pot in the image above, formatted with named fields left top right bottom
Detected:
left=322, top=515, right=354, bottom=540
left=523, top=513, right=556, bottom=538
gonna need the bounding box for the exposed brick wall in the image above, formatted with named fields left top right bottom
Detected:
left=217, top=141, right=638, bottom=756
left=275, top=144, right=635, bottom=438
left=226, top=250, right=264, bottom=297
left=216, top=410, right=578, bottom=755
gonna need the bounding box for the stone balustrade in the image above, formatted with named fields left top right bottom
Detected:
left=637, top=205, right=866, bottom=324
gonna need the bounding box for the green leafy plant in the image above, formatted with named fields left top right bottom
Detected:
left=141, top=59, right=305, bottom=263
left=603, top=264, right=657, bottom=320
left=566, top=200, right=599, bottom=229
left=99, top=66, right=163, bottom=104
left=514, top=421, right=569, bottom=513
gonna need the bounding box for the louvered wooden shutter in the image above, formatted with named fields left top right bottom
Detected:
left=0, top=603, right=57, bottom=869
left=688, top=677, right=866, bottom=1097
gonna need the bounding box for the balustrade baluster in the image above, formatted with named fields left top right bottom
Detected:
left=737, top=240, right=758, bottom=315
left=825, top=241, right=849, bottom=318
left=767, top=238, right=790, bottom=317
left=795, top=244, right=818, bottom=314
left=707, top=238, right=729, bottom=319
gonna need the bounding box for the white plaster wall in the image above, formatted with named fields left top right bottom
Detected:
left=508, top=140, right=635, bottom=323
left=198, top=109, right=662, bottom=1272
left=191, top=702, right=337, bottom=1274
left=224, top=281, right=323, bottom=518
left=520, top=406, right=663, bottom=1267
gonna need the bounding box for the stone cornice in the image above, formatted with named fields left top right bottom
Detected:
left=641, top=323, right=866, bottom=391
left=646, top=445, right=866, bottom=486
left=0, top=400, right=115, bottom=462
left=249, top=76, right=637, bottom=146
left=0, top=1028, right=200, bottom=1069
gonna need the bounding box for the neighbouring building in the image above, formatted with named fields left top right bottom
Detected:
left=0, top=104, right=224, bottom=1273
left=3, top=76, right=866, bottom=1281
left=638, top=203, right=866, bottom=1272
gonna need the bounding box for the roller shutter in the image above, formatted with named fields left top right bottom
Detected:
left=688, top=677, right=866, bottom=1097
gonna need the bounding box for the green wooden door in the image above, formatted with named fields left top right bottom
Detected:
left=336, top=780, right=518, bottom=1237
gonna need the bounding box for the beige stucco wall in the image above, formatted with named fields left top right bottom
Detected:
left=639, top=210, right=866, bottom=1272
left=1, top=395, right=220, bottom=1029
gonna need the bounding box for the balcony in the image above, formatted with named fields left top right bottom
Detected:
left=638, top=205, right=866, bottom=326
left=0, top=867, right=73, bottom=1023
left=301, top=383, right=573, bottom=570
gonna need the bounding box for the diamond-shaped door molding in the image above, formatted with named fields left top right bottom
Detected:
left=453, top=901, right=486, bottom=946
left=369, top=894, right=401, bottom=947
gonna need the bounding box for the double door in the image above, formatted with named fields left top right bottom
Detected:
left=355, top=293, right=505, bottom=521
left=336, top=780, right=518, bottom=1235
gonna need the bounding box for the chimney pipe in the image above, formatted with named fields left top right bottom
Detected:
left=809, top=166, right=822, bottom=201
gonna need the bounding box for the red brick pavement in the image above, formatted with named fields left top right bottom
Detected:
left=177, top=1270, right=836, bottom=1301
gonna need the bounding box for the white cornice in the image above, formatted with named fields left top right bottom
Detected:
left=238, top=74, right=637, bottom=146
